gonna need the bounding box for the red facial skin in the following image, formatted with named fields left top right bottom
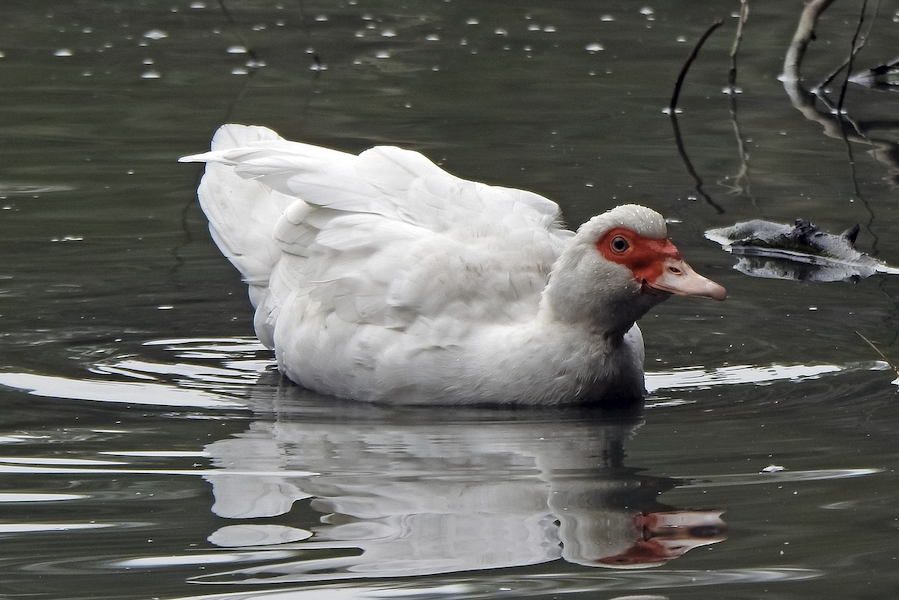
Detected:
left=596, top=227, right=682, bottom=287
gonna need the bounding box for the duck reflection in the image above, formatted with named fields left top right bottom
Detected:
left=197, top=384, right=726, bottom=583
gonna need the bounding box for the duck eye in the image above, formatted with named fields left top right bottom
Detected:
left=610, top=236, right=629, bottom=253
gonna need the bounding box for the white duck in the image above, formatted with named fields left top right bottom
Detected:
left=181, top=125, right=725, bottom=406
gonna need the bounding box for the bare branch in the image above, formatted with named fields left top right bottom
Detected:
left=669, top=19, right=724, bottom=112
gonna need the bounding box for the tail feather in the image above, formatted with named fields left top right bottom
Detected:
left=183, top=125, right=295, bottom=303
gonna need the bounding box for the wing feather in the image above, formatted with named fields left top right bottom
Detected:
left=182, top=124, right=570, bottom=348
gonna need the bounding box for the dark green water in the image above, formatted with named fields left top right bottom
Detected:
left=2, top=1, right=899, bottom=599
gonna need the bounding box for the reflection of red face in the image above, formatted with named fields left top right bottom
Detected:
left=597, top=539, right=670, bottom=567
left=597, top=510, right=728, bottom=568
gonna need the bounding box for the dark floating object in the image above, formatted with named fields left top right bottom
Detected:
left=849, top=58, right=899, bottom=92
left=705, top=219, right=899, bottom=282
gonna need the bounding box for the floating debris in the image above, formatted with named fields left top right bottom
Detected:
left=849, top=57, right=899, bottom=92
left=705, top=219, right=899, bottom=282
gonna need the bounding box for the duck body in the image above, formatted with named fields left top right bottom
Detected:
left=182, top=125, right=725, bottom=406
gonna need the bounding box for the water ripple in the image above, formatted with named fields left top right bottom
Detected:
left=0, top=372, right=245, bottom=409
left=646, top=362, right=885, bottom=393
left=0, top=183, right=75, bottom=196
left=680, top=468, right=881, bottom=488
left=172, top=567, right=821, bottom=599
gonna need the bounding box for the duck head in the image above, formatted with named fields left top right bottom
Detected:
left=542, top=204, right=726, bottom=338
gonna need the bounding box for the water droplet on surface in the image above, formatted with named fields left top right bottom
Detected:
left=142, top=29, right=168, bottom=40
left=381, top=29, right=396, bottom=37
left=600, top=15, right=615, bottom=22
left=190, top=1, right=206, bottom=8
left=425, top=33, right=440, bottom=41
left=466, top=17, right=479, bottom=25
left=226, top=45, right=247, bottom=54
left=54, top=48, right=74, bottom=57
left=141, top=69, right=161, bottom=79
left=585, top=43, right=604, bottom=53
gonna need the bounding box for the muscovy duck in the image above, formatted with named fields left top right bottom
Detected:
left=181, top=125, right=725, bottom=406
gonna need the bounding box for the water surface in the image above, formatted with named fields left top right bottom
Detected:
left=2, top=1, right=899, bottom=599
